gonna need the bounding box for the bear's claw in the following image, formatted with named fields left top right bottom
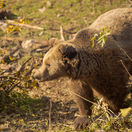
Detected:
left=74, top=116, right=92, bottom=130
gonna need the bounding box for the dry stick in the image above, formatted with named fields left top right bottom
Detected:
left=0, top=69, right=8, bottom=75
left=92, top=0, right=95, bottom=12
left=31, top=45, right=50, bottom=53
left=116, top=43, right=132, bottom=79
left=116, top=43, right=132, bottom=83
left=5, top=20, right=43, bottom=30
left=25, top=58, right=35, bottom=76
left=71, top=91, right=97, bottom=105
left=120, top=60, right=132, bottom=77
left=7, top=81, right=20, bottom=93
left=71, top=91, right=117, bottom=116
left=109, top=0, right=113, bottom=5
left=48, top=100, right=52, bottom=131
left=3, top=47, right=20, bottom=62
left=0, top=66, right=15, bottom=75
left=17, top=57, right=32, bottom=75
left=115, top=43, right=132, bottom=77
left=0, top=76, right=20, bottom=92
left=0, top=75, right=18, bottom=80
left=116, top=43, right=132, bottom=62
left=49, top=27, right=76, bottom=34
left=25, top=65, right=34, bottom=76
left=60, top=26, right=65, bottom=41
left=0, top=20, right=76, bottom=34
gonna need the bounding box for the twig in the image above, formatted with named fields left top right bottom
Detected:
left=0, top=75, right=18, bottom=80
left=0, top=20, right=76, bottom=35
left=0, top=20, right=76, bottom=34
left=0, top=66, right=15, bottom=75
left=17, top=57, right=32, bottom=75
left=48, top=100, right=52, bottom=131
left=71, top=91, right=97, bottom=105
left=2, top=47, right=20, bottom=63
left=31, top=48, right=51, bottom=56
left=116, top=43, right=132, bottom=62
left=60, top=26, right=65, bottom=41
left=25, top=58, right=35, bottom=76
left=120, top=60, right=132, bottom=77
left=71, top=91, right=116, bottom=116
left=116, top=43, right=132, bottom=79
left=0, top=20, right=43, bottom=30
left=109, top=0, right=113, bottom=5
left=0, top=69, right=8, bottom=75
left=92, top=0, right=95, bottom=12
left=31, top=45, right=50, bottom=53
left=25, top=66, right=34, bottom=76
left=7, top=81, right=20, bottom=93
left=49, top=27, right=76, bottom=34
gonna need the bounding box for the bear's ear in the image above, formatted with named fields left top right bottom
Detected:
left=59, top=45, right=77, bottom=60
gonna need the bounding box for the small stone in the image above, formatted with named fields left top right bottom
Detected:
left=46, top=1, right=53, bottom=8
left=21, top=39, right=34, bottom=49
left=0, top=22, right=8, bottom=32
left=39, top=31, right=44, bottom=36
left=38, top=7, right=46, bottom=13
left=57, top=13, right=63, bottom=18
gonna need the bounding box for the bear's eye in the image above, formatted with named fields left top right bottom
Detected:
left=64, top=60, right=67, bottom=64
left=46, top=63, right=50, bottom=67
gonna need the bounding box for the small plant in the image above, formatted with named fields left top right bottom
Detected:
left=6, top=19, right=30, bottom=34
left=90, top=27, right=111, bottom=47
left=0, top=0, right=6, bottom=8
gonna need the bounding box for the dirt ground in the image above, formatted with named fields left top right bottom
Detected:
left=0, top=76, right=78, bottom=131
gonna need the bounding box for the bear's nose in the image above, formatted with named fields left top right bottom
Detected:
left=32, top=69, right=41, bottom=80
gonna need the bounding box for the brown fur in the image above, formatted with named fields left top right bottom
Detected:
left=33, top=8, right=132, bottom=130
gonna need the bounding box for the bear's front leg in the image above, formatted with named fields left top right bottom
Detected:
left=70, top=80, right=94, bottom=130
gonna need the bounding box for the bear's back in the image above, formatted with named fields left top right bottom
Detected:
left=71, top=8, right=132, bottom=52
left=89, top=8, right=132, bottom=41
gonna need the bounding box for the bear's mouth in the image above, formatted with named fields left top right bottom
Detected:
left=40, top=74, right=61, bottom=82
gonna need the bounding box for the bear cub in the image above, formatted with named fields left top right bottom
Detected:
left=33, top=8, right=132, bottom=130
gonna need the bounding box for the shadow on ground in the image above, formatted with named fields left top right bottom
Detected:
left=0, top=84, right=76, bottom=131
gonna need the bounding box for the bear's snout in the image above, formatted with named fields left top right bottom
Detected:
left=32, top=69, right=41, bottom=80
left=32, top=67, right=50, bottom=81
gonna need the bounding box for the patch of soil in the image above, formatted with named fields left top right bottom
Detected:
left=0, top=78, right=77, bottom=131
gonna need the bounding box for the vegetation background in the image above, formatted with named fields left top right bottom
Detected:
left=0, top=0, right=132, bottom=132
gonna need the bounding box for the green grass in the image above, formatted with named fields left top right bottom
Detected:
left=5, top=0, right=128, bottom=40
left=0, top=90, right=43, bottom=115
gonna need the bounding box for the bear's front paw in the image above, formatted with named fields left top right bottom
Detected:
left=74, top=116, right=92, bottom=130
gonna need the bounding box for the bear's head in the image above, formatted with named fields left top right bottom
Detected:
left=33, top=43, right=80, bottom=81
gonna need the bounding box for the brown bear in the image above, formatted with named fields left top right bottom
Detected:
left=33, top=8, right=132, bottom=130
